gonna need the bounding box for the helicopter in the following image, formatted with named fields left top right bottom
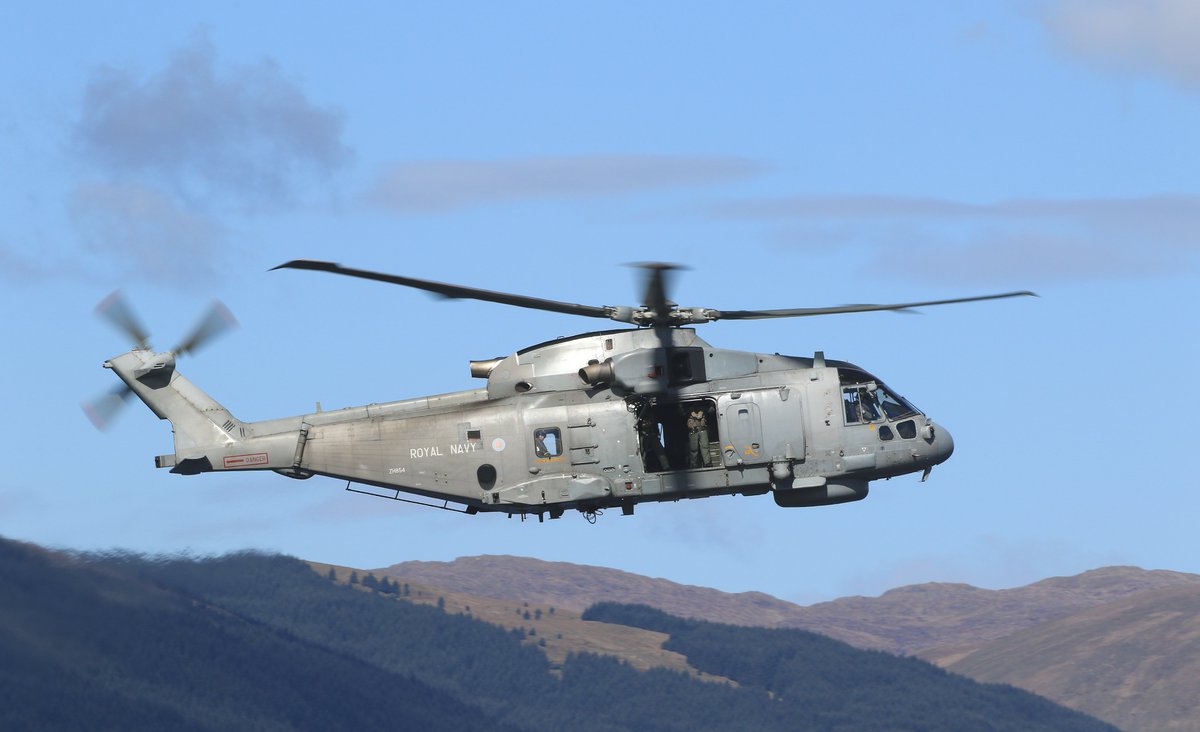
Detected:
left=89, top=262, right=1033, bottom=522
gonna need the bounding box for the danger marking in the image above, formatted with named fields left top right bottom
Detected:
left=224, top=452, right=268, bottom=468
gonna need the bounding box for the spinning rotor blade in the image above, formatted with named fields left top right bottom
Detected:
left=712, top=290, right=1037, bottom=321
left=636, top=262, right=678, bottom=322
left=172, top=300, right=237, bottom=357
left=274, top=259, right=1035, bottom=327
left=82, top=384, right=134, bottom=430
left=96, top=290, right=151, bottom=348
left=272, top=260, right=612, bottom=319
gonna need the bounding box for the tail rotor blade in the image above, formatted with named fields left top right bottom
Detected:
left=96, top=290, right=151, bottom=348
left=82, top=385, right=134, bottom=430
left=173, top=300, right=237, bottom=357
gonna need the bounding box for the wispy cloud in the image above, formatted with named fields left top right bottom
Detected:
left=709, top=194, right=1200, bottom=284
left=75, top=34, right=349, bottom=207
left=0, top=241, right=55, bottom=285
left=651, top=500, right=765, bottom=560
left=65, top=34, right=350, bottom=284
left=368, top=154, right=766, bottom=213
left=1040, top=0, right=1200, bottom=87
left=68, top=181, right=224, bottom=285
left=0, top=489, right=36, bottom=517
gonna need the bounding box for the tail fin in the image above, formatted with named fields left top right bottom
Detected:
left=106, top=348, right=304, bottom=476
left=106, top=349, right=242, bottom=470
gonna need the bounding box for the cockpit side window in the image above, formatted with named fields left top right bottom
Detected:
left=843, top=387, right=881, bottom=424
left=840, top=368, right=921, bottom=425
left=876, top=385, right=918, bottom=420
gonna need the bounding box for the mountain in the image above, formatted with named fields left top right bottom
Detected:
left=381, top=555, right=1200, bottom=731
left=797, top=565, right=1200, bottom=655
left=381, top=555, right=1200, bottom=653
left=943, top=584, right=1200, bottom=732
left=380, top=554, right=803, bottom=624
left=0, top=536, right=1116, bottom=732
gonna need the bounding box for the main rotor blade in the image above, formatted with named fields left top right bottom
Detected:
left=96, top=290, right=151, bottom=348
left=173, top=300, right=237, bottom=357
left=273, top=260, right=613, bottom=319
left=713, top=291, right=1037, bottom=320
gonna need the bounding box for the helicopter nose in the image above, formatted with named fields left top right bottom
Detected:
left=927, top=421, right=954, bottom=465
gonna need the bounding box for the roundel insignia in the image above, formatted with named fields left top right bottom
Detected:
left=492, top=437, right=506, bottom=452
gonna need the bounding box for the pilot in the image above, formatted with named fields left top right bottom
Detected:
left=686, top=405, right=710, bottom=468
left=638, top=417, right=669, bottom=471
left=857, top=386, right=880, bottom=422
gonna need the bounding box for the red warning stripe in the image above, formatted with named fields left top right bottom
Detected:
left=224, top=452, right=268, bottom=468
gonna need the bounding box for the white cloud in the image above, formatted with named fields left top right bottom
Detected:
left=1041, top=0, right=1200, bottom=87
left=368, top=154, right=765, bottom=213
left=709, top=193, right=1200, bottom=284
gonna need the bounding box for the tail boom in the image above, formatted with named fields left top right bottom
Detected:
left=105, top=349, right=302, bottom=476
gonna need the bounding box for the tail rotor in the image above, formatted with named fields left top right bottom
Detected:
left=95, top=290, right=151, bottom=349
left=84, top=292, right=237, bottom=429
left=172, top=300, right=237, bottom=358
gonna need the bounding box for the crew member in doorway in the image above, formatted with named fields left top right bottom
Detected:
left=686, top=405, right=710, bottom=468
left=638, top=417, right=669, bottom=471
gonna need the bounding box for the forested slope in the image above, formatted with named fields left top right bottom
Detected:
left=0, top=539, right=509, bottom=732
left=582, top=602, right=1119, bottom=732
left=0, top=537, right=1119, bottom=732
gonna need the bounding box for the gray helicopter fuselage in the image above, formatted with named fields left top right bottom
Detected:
left=110, top=327, right=953, bottom=518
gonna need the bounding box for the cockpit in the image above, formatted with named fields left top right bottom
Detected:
left=838, top=367, right=921, bottom=426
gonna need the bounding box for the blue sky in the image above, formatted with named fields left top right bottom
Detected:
left=2, top=1, right=1198, bottom=602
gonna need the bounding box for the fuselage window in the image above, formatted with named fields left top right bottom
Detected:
left=533, top=427, right=562, bottom=459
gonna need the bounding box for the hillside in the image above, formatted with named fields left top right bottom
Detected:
left=381, top=555, right=1200, bottom=653
left=380, top=554, right=802, bottom=624
left=382, top=555, right=1200, bottom=731
left=0, top=539, right=510, bottom=732
left=309, top=559, right=734, bottom=683
left=0, top=535, right=1116, bottom=732
left=943, top=584, right=1200, bottom=732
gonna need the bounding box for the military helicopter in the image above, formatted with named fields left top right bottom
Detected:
left=89, top=262, right=1033, bottom=521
